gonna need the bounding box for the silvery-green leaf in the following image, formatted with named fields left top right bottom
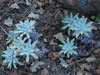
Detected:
left=62, top=12, right=96, bottom=38
left=59, top=38, right=77, bottom=58
left=15, top=19, right=36, bottom=37
left=2, top=47, right=22, bottom=69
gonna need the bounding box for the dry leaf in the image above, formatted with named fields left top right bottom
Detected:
left=96, top=66, right=100, bottom=74
left=53, top=52, right=64, bottom=58
left=44, top=38, right=48, bottom=42
left=30, top=61, right=44, bottom=72
left=93, top=48, right=100, bottom=54
left=59, top=58, right=68, bottom=68
left=41, top=69, right=48, bottom=75
left=50, top=40, right=57, bottom=45
left=28, top=12, right=39, bottom=19
left=54, top=32, right=64, bottom=41
left=4, top=17, right=13, bottom=26
left=25, top=0, right=31, bottom=5
left=86, top=56, right=96, bottom=62
left=80, top=64, right=91, bottom=70
left=77, top=71, right=84, bottom=75
left=11, top=3, right=19, bottom=9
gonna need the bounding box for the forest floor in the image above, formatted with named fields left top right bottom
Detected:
left=0, top=0, right=100, bottom=75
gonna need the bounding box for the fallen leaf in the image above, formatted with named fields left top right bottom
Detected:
left=77, top=71, right=84, bottom=75
left=80, top=64, right=91, bottom=70
left=86, top=56, right=96, bottom=62
left=53, top=52, right=64, bottom=58
left=4, top=17, right=13, bottom=26
left=44, top=38, right=48, bottom=42
left=11, top=3, right=19, bottom=9
left=36, top=8, right=44, bottom=14
left=42, top=25, right=49, bottom=31
left=48, top=53, right=52, bottom=58
left=30, top=61, right=44, bottom=72
left=25, top=0, right=31, bottom=5
left=93, top=48, right=100, bottom=54
left=59, top=58, right=68, bottom=68
left=41, top=69, right=48, bottom=75
left=50, top=40, right=57, bottom=45
left=0, top=45, right=5, bottom=51
left=48, top=52, right=56, bottom=61
left=54, top=32, right=64, bottom=41
left=97, top=66, right=100, bottom=74
left=28, top=12, right=39, bottom=19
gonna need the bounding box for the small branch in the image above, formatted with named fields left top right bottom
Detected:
left=69, top=58, right=86, bottom=66
left=0, top=26, right=8, bottom=35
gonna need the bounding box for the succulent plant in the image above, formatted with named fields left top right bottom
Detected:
left=7, top=31, right=18, bottom=44
left=62, top=13, right=96, bottom=38
left=59, top=38, right=77, bottom=58
left=70, top=16, right=94, bottom=38
left=20, top=40, right=39, bottom=62
left=62, top=13, right=79, bottom=30
left=12, top=36, right=26, bottom=49
left=14, top=19, right=36, bottom=37
left=2, top=47, right=22, bottom=69
left=2, top=19, right=40, bottom=69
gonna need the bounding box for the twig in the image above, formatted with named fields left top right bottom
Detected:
left=17, top=69, right=32, bottom=75
left=69, top=58, right=86, bottom=66
left=54, top=62, right=59, bottom=75
left=0, top=26, right=8, bottom=35
left=73, top=65, right=76, bottom=75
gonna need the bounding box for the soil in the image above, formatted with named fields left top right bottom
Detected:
left=0, top=0, right=100, bottom=75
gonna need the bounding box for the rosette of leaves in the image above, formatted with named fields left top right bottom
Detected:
left=20, top=40, right=39, bottom=62
left=2, top=46, right=22, bottom=69
left=59, top=38, right=77, bottom=58
left=70, top=16, right=94, bottom=38
left=62, top=13, right=96, bottom=38
left=7, top=31, right=18, bottom=44
left=14, top=19, right=36, bottom=38
left=62, top=13, right=79, bottom=30
left=12, top=36, right=27, bottom=49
